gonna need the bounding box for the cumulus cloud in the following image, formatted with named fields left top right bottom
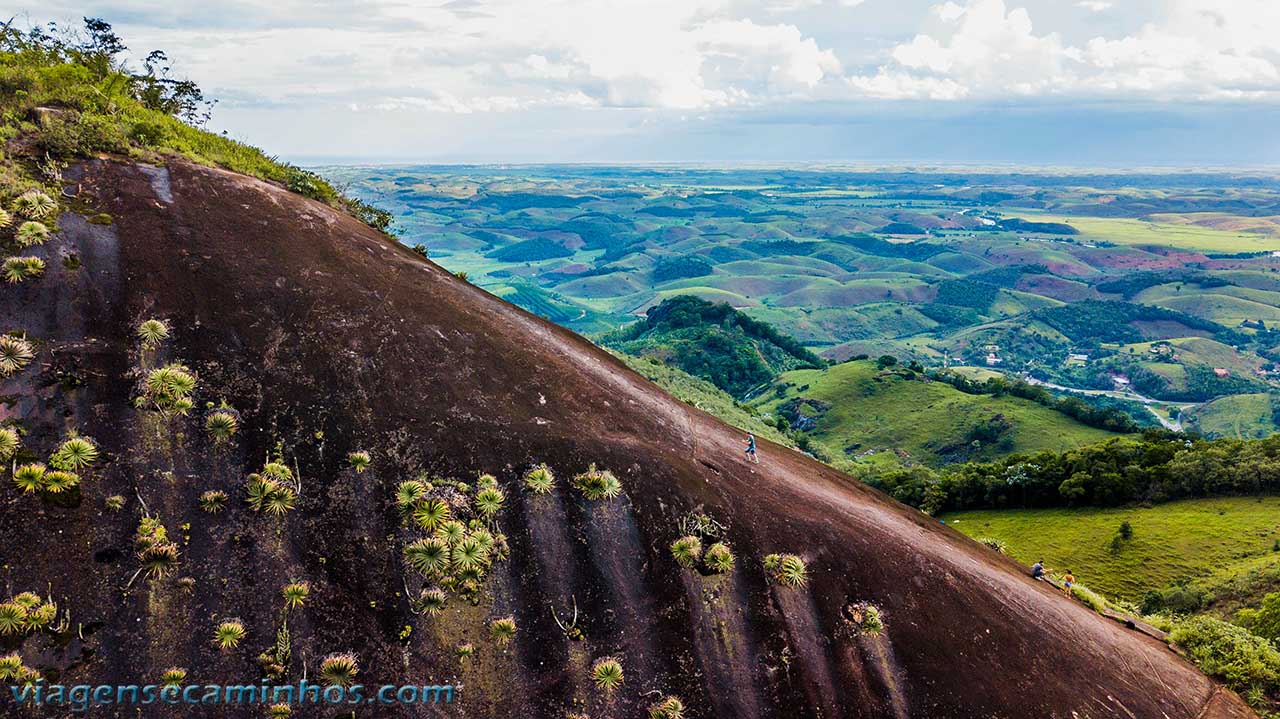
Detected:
left=848, top=0, right=1280, bottom=101
left=15, top=0, right=1280, bottom=115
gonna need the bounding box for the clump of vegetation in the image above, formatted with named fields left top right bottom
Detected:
left=417, top=588, right=447, bottom=616
left=763, top=554, right=808, bottom=588
left=2, top=257, right=45, bottom=283
left=412, top=498, right=451, bottom=531
left=395, top=480, right=428, bottom=513
left=405, top=538, right=450, bottom=577
left=199, top=489, right=228, bottom=513
left=436, top=519, right=467, bottom=546
left=0, top=426, right=20, bottom=461
left=281, top=581, right=310, bottom=610
left=104, top=494, right=125, bottom=511
left=979, top=537, right=1008, bottom=554
left=318, top=653, right=359, bottom=687
left=50, top=435, right=99, bottom=472
left=703, top=543, right=735, bottom=574
left=213, top=620, right=246, bottom=650
left=842, top=601, right=884, bottom=636
left=246, top=461, right=299, bottom=517
left=159, top=667, right=187, bottom=687
left=347, top=451, right=371, bottom=473
left=266, top=703, right=292, bottom=718
left=11, top=463, right=46, bottom=494
left=670, top=536, right=702, bottom=568
left=140, top=363, right=197, bottom=416
left=136, top=319, right=169, bottom=348
left=571, top=464, right=622, bottom=501
left=14, top=221, right=49, bottom=247
left=489, top=616, right=517, bottom=645
left=455, top=643, right=474, bottom=662
left=205, top=410, right=238, bottom=443
left=12, top=190, right=57, bottom=220
left=41, top=470, right=79, bottom=493
left=1170, top=615, right=1280, bottom=710
left=474, top=487, right=505, bottom=519
left=0, top=592, right=57, bottom=636
left=523, top=464, right=555, bottom=494
left=590, top=657, right=624, bottom=693
left=136, top=517, right=181, bottom=579
left=648, top=696, right=686, bottom=719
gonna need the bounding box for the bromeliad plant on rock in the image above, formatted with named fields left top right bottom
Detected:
left=140, top=363, right=197, bottom=417
left=135, top=516, right=181, bottom=580
left=571, top=464, right=622, bottom=501
left=246, top=458, right=299, bottom=518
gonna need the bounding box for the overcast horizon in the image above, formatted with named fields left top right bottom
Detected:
left=13, top=1, right=1280, bottom=167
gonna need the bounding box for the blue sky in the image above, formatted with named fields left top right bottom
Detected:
left=14, top=0, right=1280, bottom=166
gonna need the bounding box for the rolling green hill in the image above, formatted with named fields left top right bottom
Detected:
left=599, top=295, right=825, bottom=397
left=944, top=497, right=1280, bottom=601
left=752, top=359, right=1121, bottom=468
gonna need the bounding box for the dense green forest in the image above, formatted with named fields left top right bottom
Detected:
left=600, top=296, right=825, bottom=397
left=867, top=431, right=1280, bottom=515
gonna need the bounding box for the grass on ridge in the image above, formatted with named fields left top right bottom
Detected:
left=944, top=496, right=1280, bottom=601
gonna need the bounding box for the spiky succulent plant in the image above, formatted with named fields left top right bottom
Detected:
left=0, top=207, right=10, bottom=229
left=160, top=667, right=187, bottom=687
left=469, top=528, right=495, bottom=553
left=703, top=543, right=735, bottom=574
left=266, top=703, right=293, bottom=718
left=281, top=581, right=310, bottom=610
left=489, top=616, right=517, bottom=645
left=50, top=436, right=99, bottom=472
left=435, top=520, right=467, bottom=546
left=318, top=653, right=359, bottom=687
left=105, top=494, right=126, bottom=511
left=670, top=536, right=702, bottom=568
left=347, top=451, right=371, bottom=473
left=455, top=643, right=474, bottom=661
left=395, top=480, right=428, bottom=512
left=404, top=538, right=450, bottom=577
left=205, top=411, right=238, bottom=443
left=13, top=190, right=57, bottom=219
left=418, top=588, right=447, bottom=616
left=522, top=464, right=555, bottom=494
left=0, top=653, right=22, bottom=680
left=14, top=221, right=50, bottom=247
left=142, top=363, right=197, bottom=414
left=474, top=487, right=505, bottom=519
left=246, top=475, right=297, bottom=517
left=775, top=555, right=808, bottom=588
left=412, top=498, right=450, bottom=531
left=451, top=536, right=489, bottom=572
left=136, top=517, right=180, bottom=578
left=3, top=257, right=45, bottom=283
left=591, top=658, right=624, bottom=693
left=476, top=473, right=498, bottom=490
left=0, top=335, right=35, bottom=376
left=0, top=426, right=19, bottom=461
left=41, top=470, right=80, bottom=493
left=136, top=319, right=169, bottom=348
left=12, top=463, right=47, bottom=494
left=0, top=602, right=27, bottom=635
left=571, top=464, right=622, bottom=501
left=199, top=490, right=228, bottom=513
left=649, top=696, right=686, bottom=719
left=213, top=620, right=246, bottom=650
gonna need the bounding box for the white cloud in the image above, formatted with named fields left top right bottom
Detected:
left=848, top=0, right=1280, bottom=101
left=15, top=0, right=1280, bottom=115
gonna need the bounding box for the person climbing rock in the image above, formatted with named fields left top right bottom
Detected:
left=744, top=433, right=759, bottom=464
left=1031, top=560, right=1044, bottom=580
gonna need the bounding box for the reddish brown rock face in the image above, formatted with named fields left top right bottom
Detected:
left=0, top=159, right=1256, bottom=718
